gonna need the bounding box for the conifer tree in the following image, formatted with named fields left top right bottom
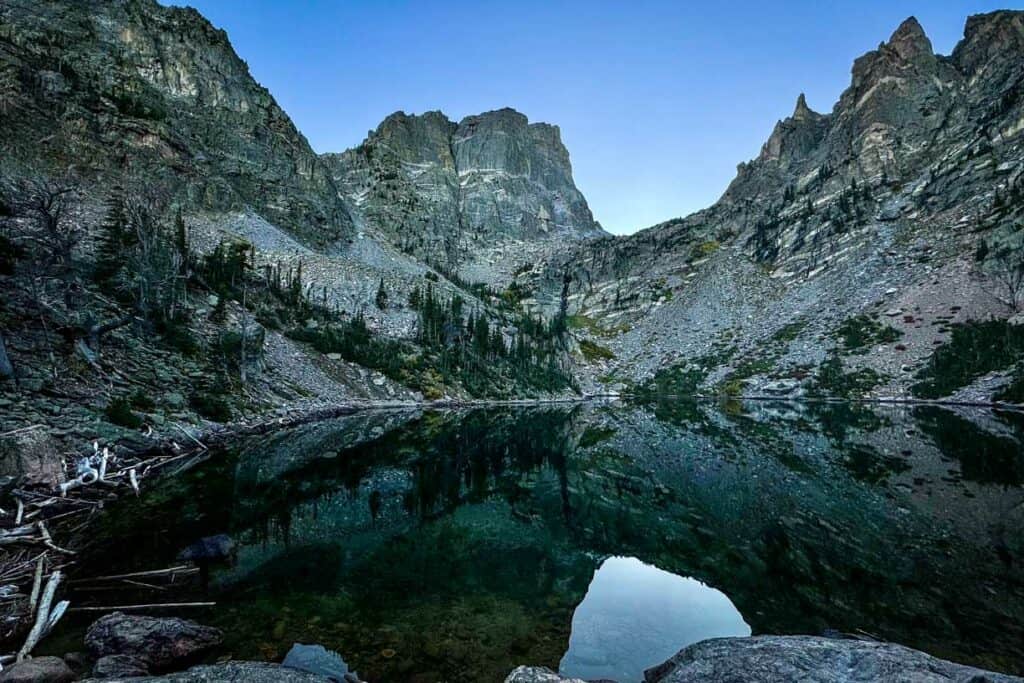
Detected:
left=95, top=186, right=133, bottom=282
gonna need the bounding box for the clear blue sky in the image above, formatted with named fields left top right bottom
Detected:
left=168, top=1, right=1019, bottom=234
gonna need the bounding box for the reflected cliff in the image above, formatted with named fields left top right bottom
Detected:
left=68, top=400, right=1024, bottom=681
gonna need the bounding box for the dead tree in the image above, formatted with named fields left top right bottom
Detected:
left=983, top=250, right=1024, bottom=314
left=3, top=176, right=82, bottom=271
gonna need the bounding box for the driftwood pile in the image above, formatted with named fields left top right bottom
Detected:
left=0, top=428, right=212, bottom=667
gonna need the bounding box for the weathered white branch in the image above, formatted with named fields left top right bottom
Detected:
left=16, top=570, right=61, bottom=661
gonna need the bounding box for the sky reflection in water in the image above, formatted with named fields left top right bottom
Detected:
left=560, top=556, right=750, bottom=682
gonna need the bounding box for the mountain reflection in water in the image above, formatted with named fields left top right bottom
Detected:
left=60, top=400, right=1024, bottom=682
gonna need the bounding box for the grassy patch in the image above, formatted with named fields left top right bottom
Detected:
left=772, top=319, right=808, bottom=344
left=635, top=365, right=706, bottom=398
left=689, top=240, right=720, bottom=260
left=578, top=339, right=614, bottom=363
left=810, top=354, right=885, bottom=399
left=836, top=314, right=902, bottom=352
left=912, top=321, right=1024, bottom=399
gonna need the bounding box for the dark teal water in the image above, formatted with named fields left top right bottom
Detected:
left=56, top=400, right=1024, bottom=682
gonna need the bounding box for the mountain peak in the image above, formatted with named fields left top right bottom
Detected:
left=887, top=16, right=933, bottom=61
left=792, top=93, right=815, bottom=121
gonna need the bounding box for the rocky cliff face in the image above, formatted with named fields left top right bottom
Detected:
left=526, top=12, right=1024, bottom=403
left=1, top=1, right=1021, bottom=407
left=0, top=0, right=352, bottom=244
left=325, top=107, right=604, bottom=271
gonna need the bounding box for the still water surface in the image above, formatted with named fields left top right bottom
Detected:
left=57, top=400, right=1024, bottom=681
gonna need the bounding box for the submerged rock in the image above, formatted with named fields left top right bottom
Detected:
left=643, top=636, right=1024, bottom=682
left=282, top=643, right=359, bottom=682
left=85, top=612, right=222, bottom=672
left=177, top=534, right=235, bottom=563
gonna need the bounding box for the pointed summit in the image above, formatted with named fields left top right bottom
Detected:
left=793, top=93, right=815, bottom=121
left=888, top=16, right=934, bottom=61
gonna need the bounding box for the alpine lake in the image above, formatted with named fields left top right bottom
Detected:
left=43, top=399, right=1024, bottom=682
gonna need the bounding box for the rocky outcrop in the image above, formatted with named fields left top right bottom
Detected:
left=505, top=637, right=1024, bottom=683
left=524, top=11, right=1024, bottom=400
left=644, top=636, right=1024, bottom=683
left=0, top=428, right=65, bottom=488
left=325, top=107, right=604, bottom=268
left=0, top=0, right=353, bottom=245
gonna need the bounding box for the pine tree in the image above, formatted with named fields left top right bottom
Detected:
left=95, top=186, right=133, bottom=282
left=375, top=278, right=388, bottom=310
left=174, top=208, right=189, bottom=275
left=0, top=64, right=19, bottom=114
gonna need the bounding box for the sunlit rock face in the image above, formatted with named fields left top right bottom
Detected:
left=559, top=556, right=749, bottom=683
left=325, top=107, right=605, bottom=270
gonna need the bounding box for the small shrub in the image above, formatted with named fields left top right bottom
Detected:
left=837, top=315, right=902, bottom=352
left=719, top=378, right=745, bottom=397
left=105, top=397, right=143, bottom=429
left=157, top=315, right=200, bottom=356
left=129, top=389, right=155, bottom=412
left=190, top=392, right=233, bottom=422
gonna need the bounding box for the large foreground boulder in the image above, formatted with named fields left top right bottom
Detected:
left=85, top=612, right=222, bottom=673
left=505, top=637, right=1024, bottom=683
left=504, top=667, right=588, bottom=683
left=644, top=636, right=1023, bottom=683
left=83, top=662, right=332, bottom=681
left=0, top=656, right=75, bottom=683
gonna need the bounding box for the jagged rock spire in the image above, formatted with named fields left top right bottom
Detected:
left=793, top=93, right=815, bottom=121
left=888, top=16, right=934, bottom=61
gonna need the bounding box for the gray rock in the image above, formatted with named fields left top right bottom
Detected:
left=282, top=643, right=355, bottom=681
left=82, top=662, right=331, bottom=682
left=324, top=107, right=604, bottom=267
left=0, top=428, right=65, bottom=488
left=0, top=656, right=75, bottom=683
left=643, top=636, right=1024, bottom=683
left=0, top=0, right=353, bottom=245
left=163, top=393, right=187, bottom=410
left=85, top=612, right=222, bottom=672
left=504, top=667, right=588, bottom=683
left=92, top=654, right=150, bottom=678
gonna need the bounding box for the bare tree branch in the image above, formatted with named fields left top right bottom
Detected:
left=982, top=249, right=1024, bottom=314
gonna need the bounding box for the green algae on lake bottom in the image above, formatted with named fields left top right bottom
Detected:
left=50, top=401, right=1024, bottom=682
